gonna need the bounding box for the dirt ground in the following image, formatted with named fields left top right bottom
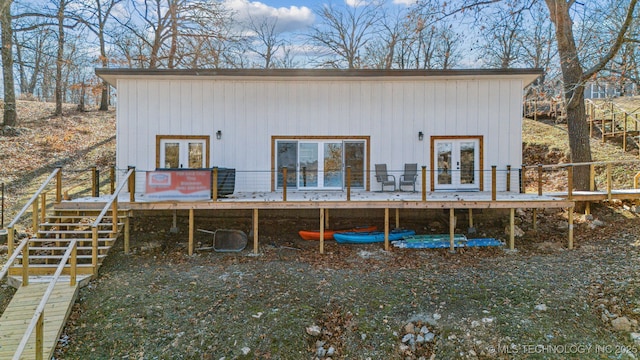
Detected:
left=43, top=202, right=640, bottom=359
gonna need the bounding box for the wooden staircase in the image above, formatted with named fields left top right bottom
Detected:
left=6, top=209, right=126, bottom=284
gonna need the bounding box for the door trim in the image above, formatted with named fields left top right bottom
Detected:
left=430, top=136, right=484, bottom=191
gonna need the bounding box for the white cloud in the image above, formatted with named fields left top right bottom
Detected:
left=392, top=0, right=416, bottom=5
left=345, top=0, right=368, bottom=6
left=224, top=0, right=315, bottom=33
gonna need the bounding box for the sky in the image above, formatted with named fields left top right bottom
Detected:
left=224, top=0, right=415, bottom=34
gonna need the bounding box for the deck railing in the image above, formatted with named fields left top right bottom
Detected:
left=90, top=167, right=134, bottom=267
left=11, top=238, right=78, bottom=360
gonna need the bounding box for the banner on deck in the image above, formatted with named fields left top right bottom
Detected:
left=145, top=170, right=211, bottom=201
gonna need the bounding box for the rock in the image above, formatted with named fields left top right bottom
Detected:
left=471, top=320, right=480, bottom=328
left=402, top=333, right=415, bottom=344
left=316, top=347, right=326, bottom=357
left=589, top=219, right=605, bottom=229
left=327, top=346, right=335, bottom=356
left=631, top=333, right=640, bottom=344
left=306, top=324, right=322, bottom=336
left=612, top=317, right=632, bottom=332
left=534, top=304, right=547, bottom=312
left=420, top=326, right=429, bottom=334
left=433, top=313, right=441, bottom=321
left=583, top=214, right=594, bottom=221
left=416, top=334, right=425, bottom=344
left=399, top=344, right=410, bottom=354
left=424, top=333, right=435, bottom=342
left=404, top=322, right=415, bottom=334
left=361, top=333, right=367, bottom=341
left=241, top=347, right=251, bottom=355
left=482, top=317, right=495, bottom=324
left=316, top=340, right=326, bottom=348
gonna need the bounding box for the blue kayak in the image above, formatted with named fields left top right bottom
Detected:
left=394, top=237, right=504, bottom=249
left=333, top=229, right=416, bottom=244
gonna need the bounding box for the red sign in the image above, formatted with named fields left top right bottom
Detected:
left=145, top=170, right=211, bottom=201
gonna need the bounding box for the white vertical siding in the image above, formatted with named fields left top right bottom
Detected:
left=116, top=77, right=526, bottom=193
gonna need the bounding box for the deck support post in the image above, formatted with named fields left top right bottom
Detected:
left=384, top=208, right=390, bottom=251
left=253, top=209, right=259, bottom=254
left=212, top=167, right=219, bottom=202
left=509, top=208, right=515, bottom=250
left=491, top=166, right=497, bottom=201
left=468, top=209, right=474, bottom=229
left=568, top=206, right=574, bottom=250
left=110, top=166, right=115, bottom=195
left=421, top=166, right=427, bottom=201
left=521, top=165, right=527, bottom=194
left=111, top=201, right=118, bottom=235
left=320, top=208, right=325, bottom=254
left=188, top=209, right=194, bottom=256
left=449, top=208, right=455, bottom=253
left=124, top=211, right=130, bottom=254
left=537, top=165, right=543, bottom=196
left=56, top=167, right=62, bottom=203
left=395, top=208, right=400, bottom=229
left=128, top=166, right=135, bottom=202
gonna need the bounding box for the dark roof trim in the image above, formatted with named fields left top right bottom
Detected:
left=95, top=68, right=543, bottom=88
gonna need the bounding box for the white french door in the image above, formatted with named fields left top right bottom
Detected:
left=159, top=138, right=207, bottom=169
left=433, top=138, right=480, bottom=190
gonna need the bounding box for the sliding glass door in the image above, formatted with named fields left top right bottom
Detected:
left=276, top=139, right=366, bottom=190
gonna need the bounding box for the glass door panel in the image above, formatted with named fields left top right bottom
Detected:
left=324, top=142, right=343, bottom=188
left=344, top=142, right=365, bottom=188
left=459, top=141, right=476, bottom=185
left=436, top=142, right=453, bottom=187
left=162, top=142, right=180, bottom=168
left=277, top=141, right=298, bottom=188
left=299, top=143, right=318, bottom=188
left=188, top=142, right=204, bottom=168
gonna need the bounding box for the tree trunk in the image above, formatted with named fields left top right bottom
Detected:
left=54, top=0, right=66, bottom=116
left=545, top=0, right=592, bottom=191
left=1, top=0, right=17, bottom=127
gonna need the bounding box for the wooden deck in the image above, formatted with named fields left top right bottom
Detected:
left=0, top=282, right=79, bottom=359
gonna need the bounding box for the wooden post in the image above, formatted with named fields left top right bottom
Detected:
left=606, top=163, right=612, bottom=201
left=567, top=166, right=573, bottom=200
left=32, top=196, right=39, bottom=237
left=537, top=164, right=543, bottom=196
left=110, top=166, right=115, bottom=194
left=253, top=209, right=259, bottom=254
left=509, top=208, right=515, bottom=250
left=36, top=312, right=43, bottom=360
left=506, top=165, right=511, bottom=192
left=325, top=209, right=330, bottom=228
left=188, top=209, right=194, bottom=256
left=521, top=165, right=527, bottom=194
left=8, top=226, right=14, bottom=256
left=91, top=166, right=98, bottom=197
left=491, top=166, right=497, bottom=201
left=282, top=167, right=287, bottom=202
left=449, top=208, right=455, bottom=253
left=111, top=201, right=118, bottom=235
left=589, top=164, right=595, bottom=191
left=468, top=209, right=473, bottom=229
left=384, top=208, right=390, bottom=251
left=395, top=208, right=400, bottom=229
left=212, top=167, right=219, bottom=202
left=623, top=112, right=628, bottom=151
left=92, top=227, right=98, bottom=275
left=22, top=239, right=29, bottom=286
left=124, top=211, right=130, bottom=254
left=346, top=166, right=351, bottom=201
left=56, top=167, right=62, bottom=203
left=421, top=166, right=427, bottom=201
left=319, top=208, right=325, bottom=255
left=70, top=241, right=77, bottom=286
left=40, top=192, right=46, bottom=230
left=612, top=112, right=617, bottom=137
left=128, top=166, right=136, bottom=202
left=568, top=206, right=574, bottom=250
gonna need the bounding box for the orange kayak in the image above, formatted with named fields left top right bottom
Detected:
left=298, top=225, right=378, bottom=241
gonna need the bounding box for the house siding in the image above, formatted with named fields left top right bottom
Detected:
left=115, top=77, right=524, bottom=194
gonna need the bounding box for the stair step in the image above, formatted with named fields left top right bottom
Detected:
left=40, top=222, right=123, bottom=227
left=38, top=230, right=115, bottom=235
left=16, top=254, right=108, bottom=260
left=46, top=215, right=127, bottom=220
left=28, top=237, right=117, bottom=243
left=28, top=246, right=112, bottom=251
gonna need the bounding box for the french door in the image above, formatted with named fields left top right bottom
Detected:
left=433, top=138, right=480, bottom=190
left=276, top=139, right=366, bottom=190
left=158, top=137, right=208, bottom=169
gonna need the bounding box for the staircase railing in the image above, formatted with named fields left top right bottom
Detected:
left=11, top=238, right=78, bottom=360
left=0, top=238, right=28, bottom=283
left=5, top=167, right=61, bottom=257
left=89, top=168, right=134, bottom=274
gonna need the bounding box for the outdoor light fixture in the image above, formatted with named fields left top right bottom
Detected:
left=418, top=131, right=424, bottom=141
left=216, top=130, right=222, bottom=140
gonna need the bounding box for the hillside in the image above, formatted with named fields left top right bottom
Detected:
left=1, top=101, right=640, bottom=359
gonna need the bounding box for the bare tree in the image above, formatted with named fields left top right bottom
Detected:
left=477, top=2, right=528, bottom=68
left=308, top=0, right=385, bottom=69
left=1, top=0, right=17, bottom=126
left=72, top=0, right=123, bottom=110
left=246, top=16, right=284, bottom=69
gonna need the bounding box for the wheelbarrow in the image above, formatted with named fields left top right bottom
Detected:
left=196, top=228, right=247, bottom=252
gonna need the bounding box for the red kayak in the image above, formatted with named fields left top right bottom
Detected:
left=298, top=225, right=378, bottom=241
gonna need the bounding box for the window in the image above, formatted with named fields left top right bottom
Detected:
left=431, top=136, right=483, bottom=191
left=156, top=135, right=210, bottom=169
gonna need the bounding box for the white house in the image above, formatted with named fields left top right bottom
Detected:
left=95, top=68, right=541, bottom=198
